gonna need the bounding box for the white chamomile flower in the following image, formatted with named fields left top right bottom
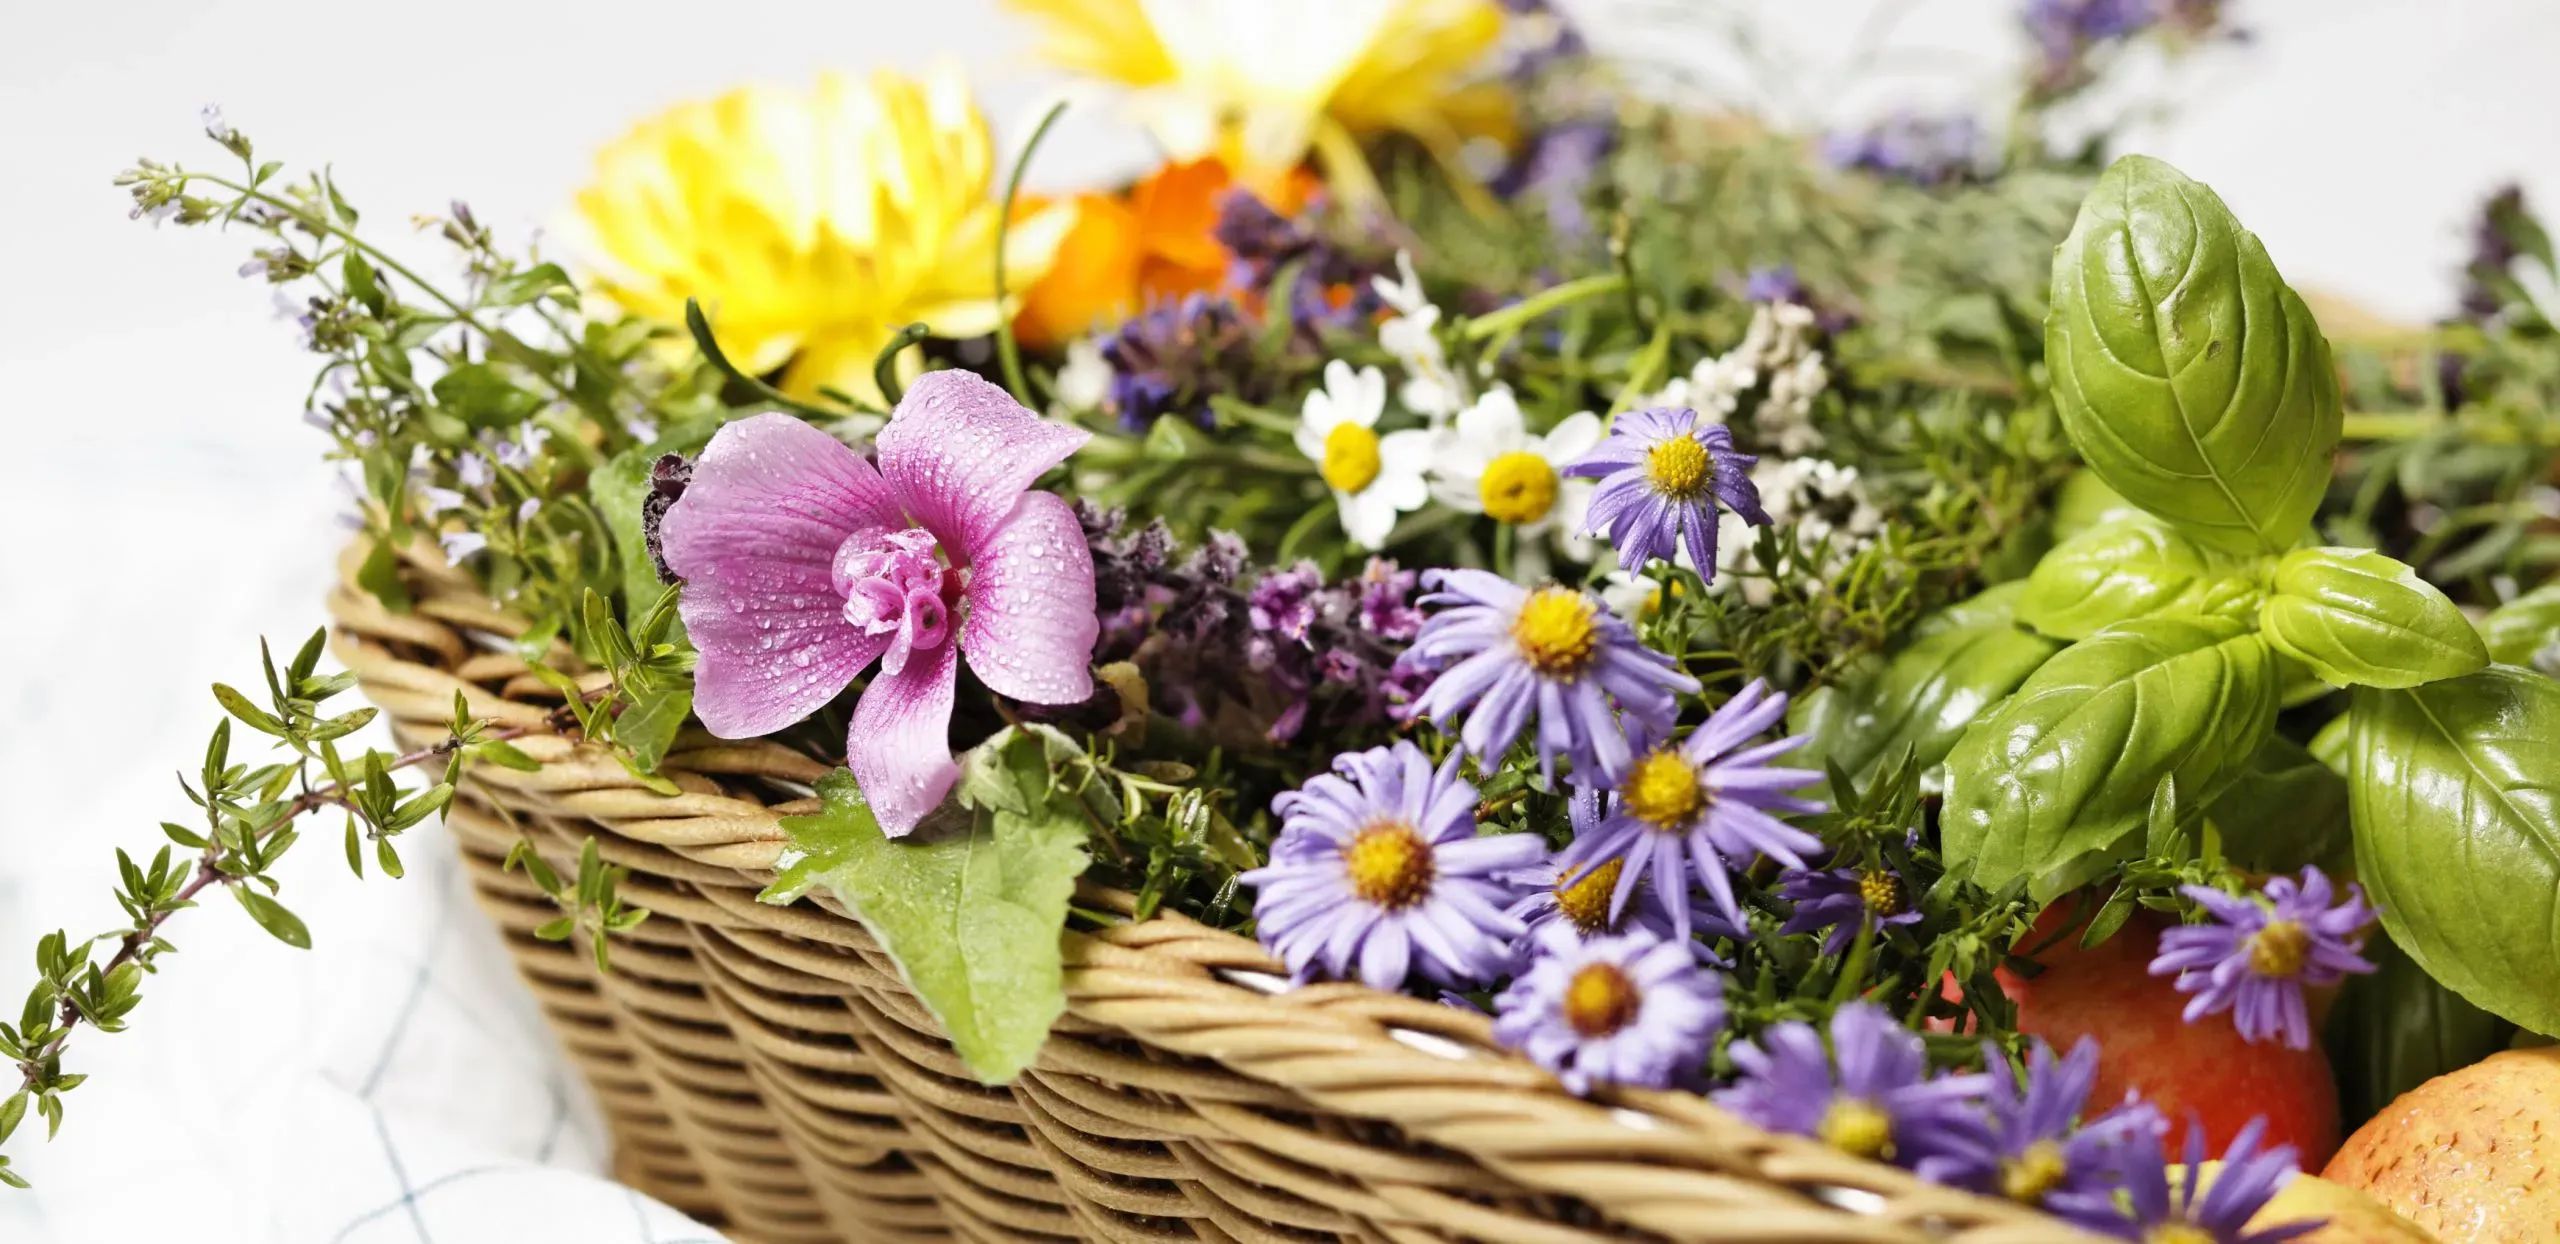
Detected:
left=1053, top=336, right=1112, bottom=413
left=1430, top=387, right=1603, bottom=558
left=1296, top=360, right=1434, bottom=550
left=1372, top=250, right=1464, bottom=421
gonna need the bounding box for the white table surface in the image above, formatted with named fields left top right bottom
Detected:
left=4, top=1, right=2556, bottom=1239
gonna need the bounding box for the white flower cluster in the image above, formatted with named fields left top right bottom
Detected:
left=1373, top=251, right=1467, bottom=422
left=1648, top=301, right=1829, bottom=454
left=1710, top=455, right=1884, bottom=607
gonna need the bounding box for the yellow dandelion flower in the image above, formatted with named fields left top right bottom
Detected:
left=572, top=68, right=1071, bottom=406
left=1004, top=0, right=1515, bottom=194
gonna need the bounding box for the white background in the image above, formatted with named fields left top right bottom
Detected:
left=2, top=1, right=2556, bottom=1240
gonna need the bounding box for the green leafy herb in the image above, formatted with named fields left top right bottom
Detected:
left=1943, top=616, right=2281, bottom=898
left=2347, top=665, right=2560, bottom=1033
left=2016, top=510, right=2267, bottom=641
left=763, top=727, right=1096, bottom=1083
left=2046, top=155, right=2340, bottom=554
left=2204, top=733, right=2352, bottom=874
left=2478, top=581, right=2560, bottom=666
left=2259, top=547, right=2489, bottom=689
left=1791, top=582, right=2061, bottom=788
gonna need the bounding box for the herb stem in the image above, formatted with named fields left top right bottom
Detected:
left=1461, top=274, right=1627, bottom=343
left=995, top=99, right=1070, bottom=405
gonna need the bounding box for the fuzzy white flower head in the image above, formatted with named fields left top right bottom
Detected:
left=1053, top=336, right=1112, bottom=413
left=1373, top=251, right=1464, bottom=421
left=1430, top=387, right=1603, bottom=551
left=1296, top=360, right=1436, bottom=549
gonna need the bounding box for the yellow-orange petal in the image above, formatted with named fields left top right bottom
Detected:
left=1014, top=193, right=1143, bottom=350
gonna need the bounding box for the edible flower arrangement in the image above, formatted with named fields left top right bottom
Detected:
left=9, top=1, right=2560, bottom=1239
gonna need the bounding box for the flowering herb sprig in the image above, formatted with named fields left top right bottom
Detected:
left=0, top=632, right=613, bottom=1189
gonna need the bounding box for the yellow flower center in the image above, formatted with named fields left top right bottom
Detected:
left=1511, top=587, right=1601, bottom=679
left=1321, top=422, right=1383, bottom=494
left=1561, top=963, right=1643, bottom=1037
left=1554, top=858, right=1626, bottom=935
left=2248, top=919, right=2311, bottom=977
left=1858, top=870, right=1903, bottom=917
left=1343, top=820, right=1434, bottom=909
left=1478, top=451, right=1560, bottom=525
left=1644, top=434, right=1713, bottom=500
left=1621, top=748, right=1705, bottom=830
left=1817, top=1098, right=1894, bottom=1160
left=2145, top=1227, right=2216, bottom=1244
left=2000, top=1140, right=2069, bottom=1203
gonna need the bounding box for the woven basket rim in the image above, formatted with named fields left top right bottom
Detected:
left=325, top=537, right=2101, bottom=1243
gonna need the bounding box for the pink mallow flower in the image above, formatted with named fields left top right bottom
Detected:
left=662, top=370, right=1098, bottom=836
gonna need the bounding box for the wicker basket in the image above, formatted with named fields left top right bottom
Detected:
left=325, top=541, right=2098, bottom=1243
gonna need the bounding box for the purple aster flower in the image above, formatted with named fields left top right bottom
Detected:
left=1778, top=864, right=1923, bottom=955
left=1504, top=787, right=1743, bottom=951
left=1489, top=118, right=1615, bottom=240
left=1405, top=569, right=1697, bottom=782
left=1242, top=742, right=1544, bottom=991
left=1554, top=679, right=1824, bottom=941
left=1743, top=265, right=1805, bottom=306
left=1493, top=923, right=1723, bottom=1094
left=1933, top=1039, right=2164, bottom=1221
left=1821, top=113, right=1985, bottom=187
left=2082, top=1116, right=2320, bottom=1243
left=662, top=372, right=1098, bottom=837
left=2149, top=868, right=2377, bottom=1050
left=1565, top=407, right=1768, bottom=574
left=1714, top=1002, right=1993, bottom=1178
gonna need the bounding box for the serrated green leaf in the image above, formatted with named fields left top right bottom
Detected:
left=1943, top=616, right=2281, bottom=899
left=615, top=685, right=692, bottom=775
left=1791, top=581, right=2062, bottom=788
left=761, top=727, right=1091, bottom=1083
left=2348, top=665, right=2560, bottom=1034
left=2046, top=155, right=2340, bottom=554
left=2259, top=548, right=2488, bottom=689
left=2016, top=511, right=2268, bottom=641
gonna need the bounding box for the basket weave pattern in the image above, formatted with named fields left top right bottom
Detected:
left=326, top=545, right=2093, bottom=1243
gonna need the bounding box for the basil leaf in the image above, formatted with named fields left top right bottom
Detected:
left=2348, top=666, right=2560, bottom=1034
left=1943, top=617, right=2281, bottom=898
left=2325, top=933, right=2513, bottom=1131
left=2048, top=469, right=2139, bottom=544
left=2480, top=581, right=2560, bottom=667
left=2206, top=732, right=2351, bottom=874
left=762, top=726, right=1095, bottom=1083
left=2260, top=547, right=2488, bottom=689
left=1791, top=582, right=2062, bottom=789
left=2016, top=510, right=2267, bottom=641
left=2046, top=155, right=2341, bottom=554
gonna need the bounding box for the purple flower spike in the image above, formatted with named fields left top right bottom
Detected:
left=1714, top=1002, right=1992, bottom=1179
left=2093, top=1116, right=2320, bottom=1243
left=1493, top=923, right=1724, bottom=1094
left=1241, top=742, right=1544, bottom=992
left=2149, top=867, right=2377, bottom=1049
left=1555, top=678, right=1824, bottom=942
left=1778, top=863, right=1922, bottom=955
left=1405, top=569, right=1696, bottom=783
left=1565, top=407, right=1768, bottom=574
left=662, top=371, right=1098, bottom=837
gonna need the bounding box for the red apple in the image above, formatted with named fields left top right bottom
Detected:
left=1979, top=906, right=2343, bottom=1167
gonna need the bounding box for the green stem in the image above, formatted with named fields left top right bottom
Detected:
left=684, top=299, right=844, bottom=421
left=1827, top=915, right=1878, bottom=1008
left=995, top=100, right=1070, bottom=405
left=1460, top=274, right=1628, bottom=343
left=2342, top=410, right=2560, bottom=446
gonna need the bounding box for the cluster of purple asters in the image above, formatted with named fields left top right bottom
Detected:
left=1820, top=112, right=1985, bottom=187
left=2150, top=867, right=2377, bottom=1050
left=1079, top=503, right=1425, bottom=745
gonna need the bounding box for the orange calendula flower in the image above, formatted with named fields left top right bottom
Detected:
left=1015, top=157, right=1318, bottom=349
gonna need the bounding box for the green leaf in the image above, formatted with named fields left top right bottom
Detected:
left=356, top=536, right=411, bottom=613
left=2045, top=155, right=2340, bottom=554
left=616, top=685, right=692, bottom=774
left=232, top=889, right=312, bottom=949
left=2324, top=933, right=2514, bottom=1131
left=591, top=419, right=722, bottom=636
left=485, top=262, right=575, bottom=309
left=762, top=727, right=1092, bottom=1083
left=431, top=363, right=544, bottom=429
left=2016, top=511, right=2268, bottom=641
left=1791, top=582, right=2062, bottom=788
left=2046, top=469, right=2139, bottom=544
left=2347, top=665, right=2560, bottom=1033
left=2205, top=732, right=2351, bottom=874
left=1943, top=616, right=2282, bottom=898
left=2258, top=548, right=2488, bottom=689
left=2479, top=581, right=2560, bottom=666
